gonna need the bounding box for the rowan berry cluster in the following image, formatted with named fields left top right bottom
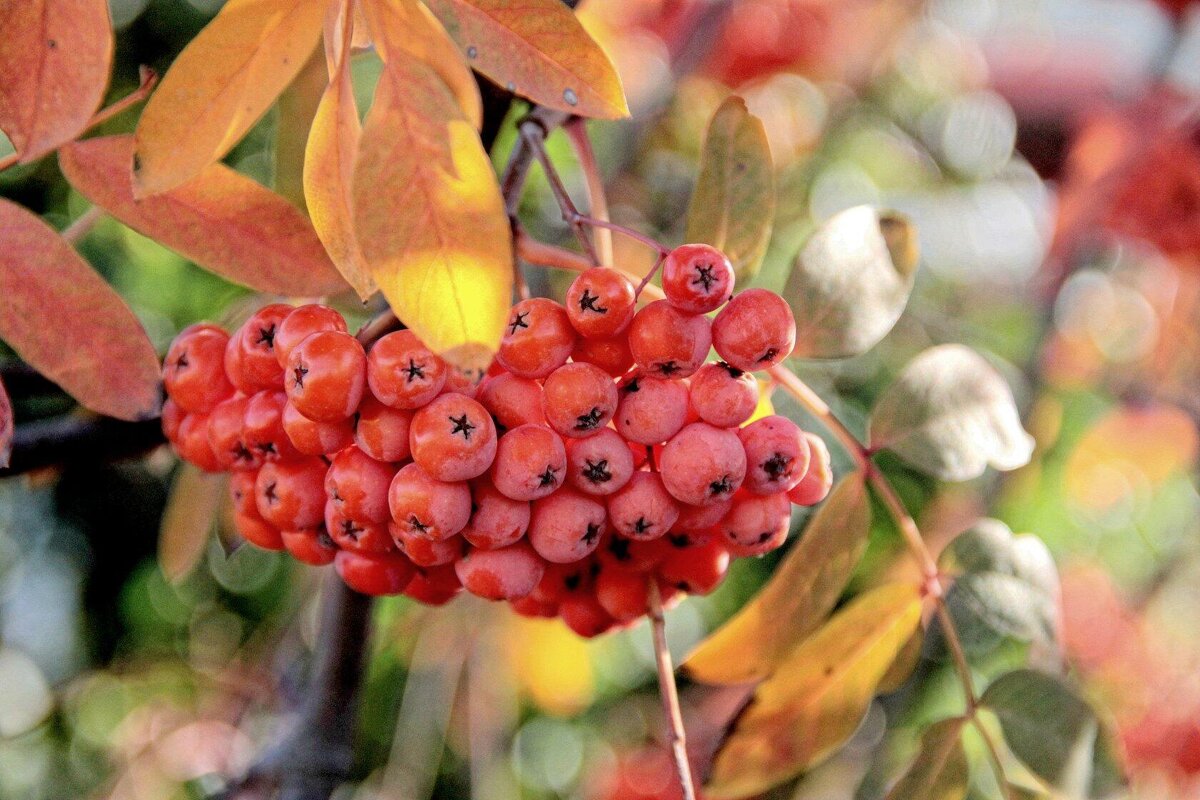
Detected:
left=160, top=244, right=832, bottom=636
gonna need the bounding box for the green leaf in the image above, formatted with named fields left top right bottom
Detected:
left=886, top=718, right=969, bottom=800
left=868, top=345, right=1034, bottom=481
left=784, top=206, right=919, bottom=359
left=982, top=669, right=1127, bottom=799
left=685, top=96, right=775, bottom=281
left=684, top=475, right=871, bottom=685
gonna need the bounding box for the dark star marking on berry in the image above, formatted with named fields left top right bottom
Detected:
left=622, top=377, right=640, bottom=393
left=255, top=441, right=277, bottom=456
left=692, top=263, right=717, bottom=292
left=317, top=529, right=335, bottom=548
left=173, top=352, right=189, bottom=370
left=575, top=407, right=604, bottom=431
left=657, top=361, right=681, bottom=376
left=256, top=324, right=276, bottom=348
left=537, top=465, right=559, bottom=488
left=331, top=488, right=343, bottom=503
left=292, top=363, right=308, bottom=388
left=582, top=458, right=611, bottom=484
left=709, top=474, right=734, bottom=496
left=757, top=348, right=779, bottom=363
left=409, top=515, right=431, bottom=535
left=632, top=516, right=653, bottom=535
left=263, top=481, right=279, bottom=504
left=233, top=443, right=256, bottom=464
left=582, top=522, right=602, bottom=545
left=404, top=358, right=425, bottom=383
left=757, top=530, right=774, bottom=543
left=564, top=572, right=582, bottom=591
left=761, top=452, right=793, bottom=482
left=507, top=311, right=530, bottom=335
left=449, top=414, right=475, bottom=440
left=668, top=533, right=690, bottom=547
left=608, top=537, right=631, bottom=561
left=578, top=288, right=608, bottom=314
left=718, top=361, right=744, bottom=378
left=341, top=519, right=363, bottom=540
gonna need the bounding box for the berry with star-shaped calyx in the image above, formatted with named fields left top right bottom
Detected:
left=712, top=288, right=796, bottom=372
left=388, top=462, right=472, bottom=542
left=409, top=393, right=497, bottom=482
left=163, top=324, right=234, bottom=413
left=491, top=423, right=568, bottom=501
left=285, top=330, right=367, bottom=422
left=542, top=362, right=619, bottom=439
left=273, top=304, right=348, bottom=368
left=528, top=488, right=606, bottom=563
left=689, top=361, right=759, bottom=428
left=739, top=415, right=811, bottom=495
left=565, top=267, right=637, bottom=338
left=565, top=428, right=635, bottom=496
left=367, top=329, right=447, bottom=409
left=614, top=372, right=689, bottom=445
left=661, top=243, right=735, bottom=314
left=607, top=471, right=679, bottom=541
left=627, top=300, right=711, bottom=379
left=496, top=298, right=576, bottom=379
left=660, top=422, right=747, bottom=506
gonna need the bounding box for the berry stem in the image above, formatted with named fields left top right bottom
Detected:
left=648, top=581, right=699, bottom=800
left=60, top=205, right=105, bottom=245
left=518, top=119, right=601, bottom=265
left=564, top=117, right=614, bottom=266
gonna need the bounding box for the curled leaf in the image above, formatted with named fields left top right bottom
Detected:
left=785, top=206, right=919, bottom=359
left=869, top=344, right=1034, bottom=481
left=133, top=0, right=328, bottom=196
left=159, top=465, right=226, bottom=583
left=0, top=0, right=113, bottom=162
left=60, top=136, right=347, bottom=296
left=885, top=718, right=969, bottom=800
left=0, top=199, right=160, bottom=420
left=685, top=96, right=775, bottom=281
left=705, top=583, right=923, bottom=798
left=684, top=475, right=871, bottom=685
left=422, top=0, right=628, bottom=119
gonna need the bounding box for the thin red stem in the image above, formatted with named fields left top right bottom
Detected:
left=648, top=582, right=698, bottom=800
left=564, top=117, right=613, bottom=266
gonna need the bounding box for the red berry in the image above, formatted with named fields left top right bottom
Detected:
left=326, top=502, right=394, bottom=553
left=281, top=525, right=339, bottom=565
left=595, top=565, right=652, bottom=621
left=255, top=457, right=327, bottom=530
left=162, top=399, right=186, bottom=442
left=232, top=304, right=292, bottom=392
left=335, top=550, right=415, bottom=595
left=462, top=478, right=530, bottom=549
left=615, top=373, right=689, bottom=445
left=528, top=488, right=606, bottom=563
left=281, top=399, right=354, bottom=455
left=391, top=526, right=464, bottom=566
left=689, top=362, right=759, bottom=427
left=542, top=362, right=619, bottom=438
left=598, top=534, right=670, bottom=573
left=410, top=393, right=497, bottom=482
left=441, top=366, right=481, bottom=399
left=175, top=413, right=221, bottom=472
left=560, top=591, right=616, bottom=638
left=367, top=330, right=447, bottom=409
left=660, top=422, right=746, bottom=506
left=497, top=298, right=576, bottom=378
left=235, top=510, right=284, bottom=551
left=162, top=324, right=234, bottom=413
left=404, top=564, right=462, bottom=605
left=565, top=428, right=635, bottom=496
left=529, top=561, right=591, bottom=605
left=627, top=300, right=711, bottom=378
left=720, top=490, right=791, bottom=552
left=739, top=415, right=810, bottom=495
left=455, top=541, right=546, bottom=600
left=388, top=462, right=472, bottom=541
left=607, top=471, right=679, bottom=540
left=229, top=469, right=259, bottom=516
left=490, top=423, right=568, bottom=501
left=354, top=394, right=412, bottom=462
left=243, top=390, right=300, bottom=462
left=662, top=243, right=735, bottom=314
left=274, top=304, right=348, bottom=368
left=674, top=496, right=732, bottom=533
left=571, top=334, right=635, bottom=377
left=658, top=538, right=729, bottom=595
left=788, top=432, right=832, bottom=506
left=285, top=331, right=367, bottom=422
left=711, top=288, right=795, bottom=372
left=207, top=395, right=261, bottom=471
left=510, top=595, right=558, bottom=618
left=325, top=446, right=395, bottom=523
left=565, top=267, right=637, bottom=338
left=477, top=373, right=546, bottom=429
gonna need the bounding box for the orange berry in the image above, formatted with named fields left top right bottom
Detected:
left=175, top=413, right=221, bottom=472
left=366, top=329, right=447, bottom=409
left=787, top=432, right=832, bottom=506
left=388, top=462, right=472, bottom=541
left=477, top=372, right=546, bottom=430
left=607, top=471, right=679, bottom=540
left=560, top=591, right=616, bottom=638
left=334, top=550, right=414, bottom=595
left=207, top=394, right=261, bottom=471
left=739, top=415, right=810, bottom=494
left=674, top=496, right=732, bottom=533
left=462, top=478, right=530, bottom=549
left=410, top=393, right=497, bottom=481
left=285, top=331, right=367, bottom=422
left=274, top=304, right=347, bottom=368
left=660, top=422, right=746, bottom=506
left=628, top=300, right=711, bottom=378
left=490, top=423, right=567, bottom=501
left=661, top=243, right=735, bottom=313
left=497, top=298, right=576, bottom=378
left=354, top=394, right=413, bottom=463
left=255, top=457, right=327, bottom=530
left=325, top=446, right=395, bottom=523
left=162, top=399, right=186, bottom=442
left=456, top=541, right=546, bottom=600
left=162, top=324, right=234, bottom=413
left=658, top=538, right=729, bottom=595
left=235, top=510, right=284, bottom=551
left=565, top=267, right=637, bottom=337
left=391, top=526, right=464, bottom=567
left=404, top=563, right=462, bottom=606
left=689, top=362, right=758, bottom=427
left=565, top=428, right=635, bottom=496
left=326, top=502, right=394, bottom=553
left=542, top=362, right=618, bottom=438
left=281, top=525, right=338, bottom=565
left=614, top=373, right=689, bottom=445
left=243, top=390, right=300, bottom=462
left=282, top=399, right=354, bottom=455
left=528, top=488, right=606, bottom=563
left=571, top=334, right=634, bottom=377
left=595, top=565, right=652, bottom=621
left=711, top=288, right=795, bottom=372
left=719, top=490, right=791, bottom=552
left=232, top=304, right=292, bottom=392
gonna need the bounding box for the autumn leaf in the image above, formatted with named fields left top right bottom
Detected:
left=705, top=582, right=923, bottom=798
left=422, top=0, right=628, bottom=119
left=0, top=0, right=113, bottom=162
left=60, top=135, right=347, bottom=296
left=355, top=0, right=512, bottom=371
left=685, top=96, right=775, bottom=281
left=159, top=465, right=226, bottom=583
left=304, top=0, right=374, bottom=298
left=684, top=475, right=870, bottom=685
left=0, top=377, right=12, bottom=468
left=885, top=718, right=969, bottom=800
left=0, top=199, right=160, bottom=421
left=275, top=44, right=327, bottom=210
left=133, top=0, right=328, bottom=196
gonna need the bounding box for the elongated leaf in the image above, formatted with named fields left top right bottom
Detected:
left=869, top=345, right=1034, bottom=481
left=0, top=377, right=12, bottom=468
left=60, top=136, right=347, bottom=296
left=159, top=465, right=226, bottom=583
left=886, top=718, right=968, bottom=800
left=878, top=627, right=924, bottom=693
left=423, top=0, right=628, bottom=119
left=275, top=44, right=326, bottom=210
left=785, top=206, right=919, bottom=359
left=685, top=97, right=775, bottom=281
left=304, top=0, right=374, bottom=299
left=0, top=0, right=112, bottom=162
left=133, top=0, right=327, bottom=196
left=0, top=199, right=159, bottom=420
left=354, top=3, right=512, bottom=371
left=705, top=583, right=923, bottom=798
left=684, top=475, right=871, bottom=685
left=982, top=670, right=1126, bottom=799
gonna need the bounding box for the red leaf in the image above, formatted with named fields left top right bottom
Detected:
left=0, top=0, right=113, bottom=162
left=59, top=135, right=348, bottom=296
left=0, top=377, right=11, bottom=468
left=0, top=199, right=160, bottom=421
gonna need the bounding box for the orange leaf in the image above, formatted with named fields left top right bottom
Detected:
left=159, top=465, right=226, bottom=583
left=304, top=0, right=375, bottom=299
left=0, top=377, right=11, bottom=468
left=60, top=135, right=347, bottom=296
left=0, top=0, right=113, bottom=162
left=355, top=0, right=512, bottom=371
left=132, top=0, right=327, bottom=196
left=0, top=199, right=160, bottom=421
left=422, top=0, right=628, bottom=119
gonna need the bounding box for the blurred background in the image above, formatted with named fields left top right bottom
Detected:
left=3, top=0, right=1200, bottom=798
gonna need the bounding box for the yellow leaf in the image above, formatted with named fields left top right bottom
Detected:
left=0, top=0, right=113, bottom=162
left=705, top=583, right=923, bottom=798
left=744, top=379, right=776, bottom=425
left=423, top=0, right=628, bottom=119
left=504, top=616, right=594, bottom=716
left=353, top=11, right=512, bottom=371
left=684, top=476, right=871, bottom=685
left=304, top=0, right=375, bottom=299
left=275, top=44, right=326, bottom=210
left=366, top=0, right=482, bottom=130
left=133, top=0, right=327, bottom=196
left=159, top=466, right=226, bottom=583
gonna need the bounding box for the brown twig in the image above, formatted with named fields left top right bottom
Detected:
left=564, top=117, right=613, bottom=265
left=648, top=582, right=698, bottom=800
